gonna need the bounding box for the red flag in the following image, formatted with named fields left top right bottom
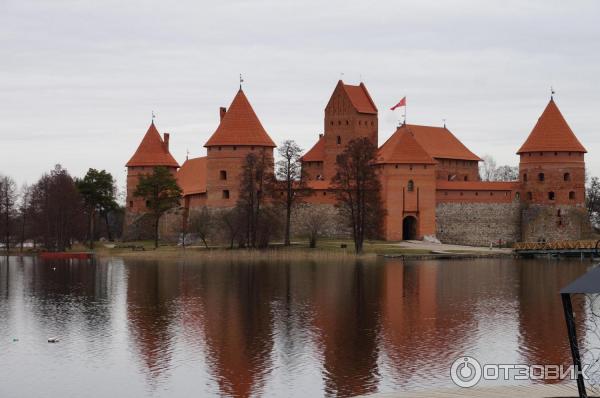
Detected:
left=390, top=97, right=406, bottom=111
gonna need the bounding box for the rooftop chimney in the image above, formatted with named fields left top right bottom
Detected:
left=163, top=133, right=170, bottom=151
left=220, top=107, right=227, bottom=121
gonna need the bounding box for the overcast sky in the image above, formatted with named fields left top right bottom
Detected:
left=1, top=0, right=599, bottom=193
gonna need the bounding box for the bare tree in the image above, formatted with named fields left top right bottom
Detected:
left=237, top=150, right=274, bottom=248
left=494, top=165, right=519, bottom=182
left=216, top=208, right=243, bottom=249
left=479, top=155, right=497, bottom=181
left=297, top=205, right=333, bottom=248
left=275, top=140, right=311, bottom=246
left=587, top=176, right=600, bottom=228
left=188, top=207, right=214, bottom=248
left=332, top=137, right=384, bottom=253
left=0, top=175, right=18, bottom=253
left=18, top=184, right=33, bottom=252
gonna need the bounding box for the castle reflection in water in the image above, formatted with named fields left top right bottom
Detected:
left=0, top=256, right=591, bottom=397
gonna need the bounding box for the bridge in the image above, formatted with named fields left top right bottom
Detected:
left=514, top=240, right=600, bottom=258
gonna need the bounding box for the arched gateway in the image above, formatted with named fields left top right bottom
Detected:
left=402, top=216, right=418, bottom=240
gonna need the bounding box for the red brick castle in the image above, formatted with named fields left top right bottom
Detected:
left=124, top=81, right=589, bottom=245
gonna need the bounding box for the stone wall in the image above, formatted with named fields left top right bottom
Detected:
left=436, top=202, right=522, bottom=246
left=521, top=204, right=591, bottom=242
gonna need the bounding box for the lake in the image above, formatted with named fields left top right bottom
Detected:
left=0, top=255, right=595, bottom=397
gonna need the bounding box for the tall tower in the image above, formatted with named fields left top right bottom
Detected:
left=322, top=80, right=378, bottom=179
left=204, top=89, right=276, bottom=207
left=124, top=122, right=179, bottom=239
left=517, top=98, right=588, bottom=241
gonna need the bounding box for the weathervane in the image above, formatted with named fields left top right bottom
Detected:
left=551, top=86, right=556, bottom=99
left=186, top=148, right=189, bottom=161
left=239, top=74, right=244, bottom=90
left=152, top=111, right=156, bottom=123
left=443, top=118, right=447, bottom=128
left=340, top=72, right=344, bottom=80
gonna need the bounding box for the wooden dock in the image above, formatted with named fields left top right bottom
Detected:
left=514, top=240, right=600, bottom=258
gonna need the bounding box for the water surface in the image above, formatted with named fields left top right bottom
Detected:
left=0, top=256, right=593, bottom=397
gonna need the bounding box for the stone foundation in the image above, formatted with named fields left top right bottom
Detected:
left=436, top=202, right=522, bottom=246
left=521, top=204, right=590, bottom=242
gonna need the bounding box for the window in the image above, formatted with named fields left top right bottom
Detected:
left=548, top=191, right=555, bottom=201
left=538, top=173, right=545, bottom=182
left=515, top=192, right=521, bottom=200
left=464, top=176, right=468, bottom=181
left=409, top=165, right=413, bottom=170
left=569, top=191, right=575, bottom=200
left=346, top=120, right=349, bottom=125
left=222, top=190, right=230, bottom=199
left=220, top=170, right=227, bottom=180
left=490, top=192, right=494, bottom=196
left=564, top=173, right=571, bottom=181
left=330, top=121, right=333, bottom=126
left=323, top=191, right=327, bottom=196
left=233, top=146, right=237, bottom=151
left=218, top=146, right=222, bottom=151
left=407, top=180, right=414, bottom=192
left=337, top=136, right=341, bottom=145
left=523, top=173, right=528, bottom=182
left=527, top=192, right=533, bottom=200
left=338, top=120, right=342, bottom=125
left=146, top=200, right=150, bottom=208
left=359, top=120, right=362, bottom=125
left=395, top=164, right=398, bottom=169
left=129, top=200, right=133, bottom=208
left=475, top=192, right=479, bottom=196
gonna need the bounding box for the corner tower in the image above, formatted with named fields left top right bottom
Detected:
left=204, top=89, right=276, bottom=207
left=517, top=98, right=588, bottom=241
left=124, top=122, right=180, bottom=238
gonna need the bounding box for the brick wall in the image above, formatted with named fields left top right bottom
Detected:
left=436, top=202, right=522, bottom=246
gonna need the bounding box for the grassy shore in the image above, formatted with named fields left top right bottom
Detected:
left=82, top=238, right=512, bottom=261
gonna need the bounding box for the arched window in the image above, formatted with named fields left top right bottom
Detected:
left=548, top=191, right=555, bottom=201
left=564, top=172, right=571, bottom=181
left=407, top=180, right=414, bottom=192
left=538, top=173, right=545, bottom=182
left=569, top=191, right=576, bottom=200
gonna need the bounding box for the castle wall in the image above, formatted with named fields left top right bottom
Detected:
left=435, top=158, right=480, bottom=182
left=436, top=201, right=522, bottom=246
left=521, top=204, right=590, bottom=242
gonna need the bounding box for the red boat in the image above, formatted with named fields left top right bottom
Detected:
left=38, top=252, right=94, bottom=260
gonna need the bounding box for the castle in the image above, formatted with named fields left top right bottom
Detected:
left=124, top=80, right=589, bottom=245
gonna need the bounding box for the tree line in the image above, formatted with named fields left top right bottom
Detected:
left=0, top=165, right=122, bottom=253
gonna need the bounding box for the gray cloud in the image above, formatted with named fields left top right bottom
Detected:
left=1, top=0, right=599, bottom=190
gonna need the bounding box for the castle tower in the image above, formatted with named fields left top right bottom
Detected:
left=320, top=80, right=378, bottom=180
left=124, top=122, right=180, bottom=238
left=517, top=98, right=588, bottom=241
left=204, top=89, right=276, bottom=207
left=376, top=126, right=437, bottom=240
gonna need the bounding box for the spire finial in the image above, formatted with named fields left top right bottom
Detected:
left=186, top=148, right=189, bottom=161
left=443, top=118, right=447, bottom=129
left=340, top=72, right=344, bottom=81
left=551, top=86, right=555, bottom=100
left=152, top=110, right=156, bottom=124
left=239, top=74, right=244, bottom=90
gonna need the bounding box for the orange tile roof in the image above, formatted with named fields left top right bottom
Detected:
left=126, top=122, right=180, bottom=167
left=377, top=127, right=437, bottom=164
left=436, top=181, right=518, bottom=191
left=517, top=99, right=586, bottom=154
left=204, top=89, right=276, bottom=148
left=177, top=156, right=207, bottom=195
left=301, top=135, right=325, bottom=162
left=406, top=124, right=482, bottom=161
left=342, top=81, right=378, bottom=114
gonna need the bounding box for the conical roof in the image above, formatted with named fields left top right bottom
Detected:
left=517, top=99, right=586, bottom=154
left=377, top=125, right=437, bottom=164
left=126, top=122, right=180, bottom=167
left=204, top=89, right=276, bottom=147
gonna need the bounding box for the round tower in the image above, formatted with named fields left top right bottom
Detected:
left=204, top=89, right=276, bottom=207
left=517, top=98, right=588, bottom=241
